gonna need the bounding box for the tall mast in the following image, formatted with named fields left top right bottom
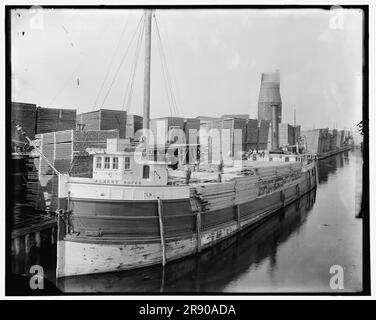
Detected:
left=143, top=9, right=152, bottom=130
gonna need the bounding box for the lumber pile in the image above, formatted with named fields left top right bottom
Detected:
left=77, top=109, right=127, bottom=138
left=125, top=114, right=143, bottom=139
left=193, top=182, right=236, bottom=211
left=184, top=118, right=200, bottom=144
left=258, top=120, right=270, bottom=150
left=255, top=162, right=302, bottom=196
left=279, top=123, right=295, bottom=146
left=36, top=107, right=76, bottom=134
left=32, top=129, right=119, bottom=212
left=189, top=161, right=303, bottom=212
left=222, top=117, right=247, bottom=157
left=245, top=119, right=258, bottom=152
left=150, top=117, right=185, bottom=144
left=11, top=154, right=47, bottom=212
left=11, top=102, right=37, bottom=143
left=34, top=129, right=120, bottom=176
left=233, top=175, right=259, bottom=204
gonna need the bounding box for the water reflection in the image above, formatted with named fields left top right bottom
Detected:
left=317, top=151, right=347, bottom=184
left=58, top=190, right=316, bottom=293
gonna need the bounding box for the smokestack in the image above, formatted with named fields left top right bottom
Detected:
left=258, top=70, right=281, bottom=150
left=271, top=105, right=279, bottom=150
left=257, top=70, right=282, bottom=124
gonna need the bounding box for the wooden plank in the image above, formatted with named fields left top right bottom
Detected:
left=11, top=219, right=56, bottom=239
left=236, top=205, right=241, bottom=230
left=157, top=197, right=166, bottom=266
left=196, top=211, right=202, bottom=253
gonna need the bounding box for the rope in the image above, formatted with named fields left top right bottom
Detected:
left=154, top=13, right=183, bottom=117
left=154, top=15, right=181, bottom=117
left=92, top=16, right=131, bottom=110
left=122, top=16, right=145, bottom=112
left=100, top=14, right=145, bottom=109
left=154, top=24, right=174, bottom=117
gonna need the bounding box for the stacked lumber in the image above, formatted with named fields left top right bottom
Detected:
left=302, top=128, right=334, bottom=154
left=245, top=119, right=258, bottom=152
left=125, top=114, right=143, bottom=139
left=222, top=118, right=247, bottom=157
left=221, top=114, right=249, bottom=119
left=11, top=154, right=47, bottom=212
left=34, top=129, right=119, bottom=176
left=294, top=125, right=301, bottom=143
left=301, top=129, right=320, bottom=153
left=188, top=161, right=302, bottom=212
left=36, top=107, right=76, bottom=134
left=32, top=129, right=119, bottom=211
left=279, top=123, right=295, bottom=146
left=258, top=120, right=270, bottom=150
left=255, top=162, right=302, bottom=196
left=77, top=109, right=127, bottom=138
left=193, top=182, right=236, bottom=211
left=150, top=117, right=185, bottom=144
left=233, top=175, right=259, bottom=204
left=184, top=118, right=200, bottom=144
left=338, top=130, right=345, bottom=147
left=329, top=130, right=337, bottom=150
left=11, top=102, right=37, bottom=142
left=198, top=119, right=223, bottom=163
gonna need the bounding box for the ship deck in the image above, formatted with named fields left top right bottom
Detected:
left=168, top=158, right=303, bottom=185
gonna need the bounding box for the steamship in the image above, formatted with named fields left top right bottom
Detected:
left=21, top=10, right=318, bottom=278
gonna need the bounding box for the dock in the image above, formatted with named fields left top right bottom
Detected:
left=11, top=207, right=57, bottom=255
left=317, top=145, right=353, bottom=160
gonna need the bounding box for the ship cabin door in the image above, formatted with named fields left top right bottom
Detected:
left=143, top=165, right=150, bottom=179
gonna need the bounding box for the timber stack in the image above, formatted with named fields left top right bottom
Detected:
left=36, top=107, right=76, bottom=134
left=77, top=109, right=127, bottom=138
left=32, top=129, right=120, bottom=211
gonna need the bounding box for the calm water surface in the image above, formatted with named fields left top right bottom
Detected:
left=12, top=149, right=363, bottom=293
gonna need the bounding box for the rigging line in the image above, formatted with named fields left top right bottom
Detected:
left=122, top=18, right=144, bottom=112
left=154, top=16, right=181, bottom=117
left=92, top=15, right=131, bottom=110
left=47, top=18, right=114, bottom=107
left=125, top=24, right=144, bottom=113
left=121, top=18, right=145, bottom=112
left=100, top=14, right=144, bottom=109
left=156, top=28, right=174, bottom=117
left=153, top=17, right=175, bottom=117
left=153, top=13, right=183, bottom=117
left=153, top=16, right=175, bottom=116
left=155, top=26, right=179, bottom=118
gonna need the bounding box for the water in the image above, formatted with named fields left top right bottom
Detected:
left=12, top=149, right=364, bottom=293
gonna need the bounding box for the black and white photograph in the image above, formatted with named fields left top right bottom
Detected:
left=4, top=2, right=371, bottom=298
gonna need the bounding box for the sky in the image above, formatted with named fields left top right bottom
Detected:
left=11, top=8, right=364, bottom=131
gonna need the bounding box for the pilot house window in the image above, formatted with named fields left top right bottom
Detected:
left=112, top=157, right=119, bottom=169
left=143, top=165, right=150, bottom=179
left=104, top=157, right=110, bottom=169
left=96, top=157, right=102, bottom=169
left=124, top=157, right=130, bottom=170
